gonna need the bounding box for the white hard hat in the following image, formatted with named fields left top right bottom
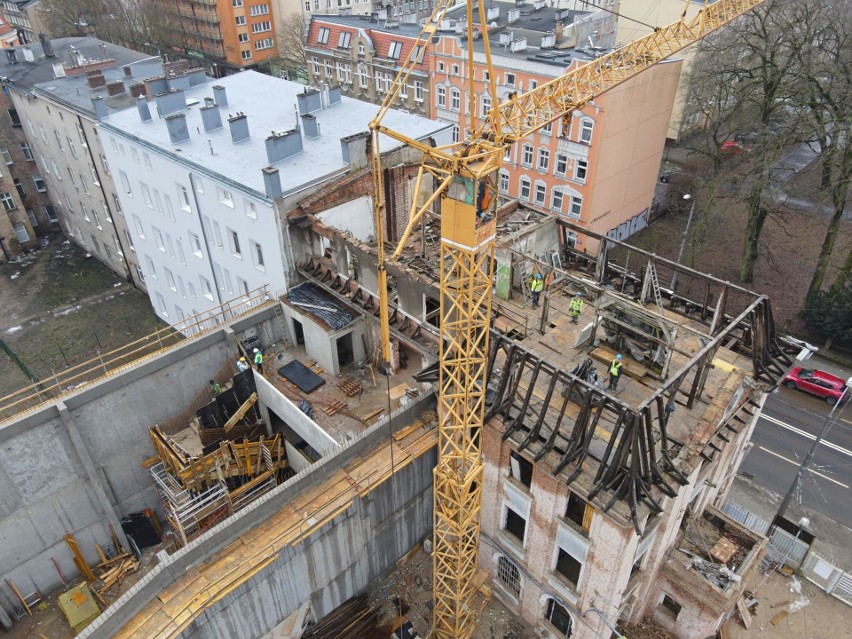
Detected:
left=253, top=348, right=259, bottom=353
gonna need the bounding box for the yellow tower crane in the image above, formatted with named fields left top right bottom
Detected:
left=367, top=2, right=768, bottom=637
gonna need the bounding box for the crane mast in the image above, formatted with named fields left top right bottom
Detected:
left=367, top=2, right=767, bottom=637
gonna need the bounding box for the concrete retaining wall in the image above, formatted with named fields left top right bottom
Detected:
left=78, top=394, right=437, bottom=639
left=0, top=309, right=283, bottom=614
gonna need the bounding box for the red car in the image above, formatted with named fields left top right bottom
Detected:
left=782, top=367, right=849, bottom=405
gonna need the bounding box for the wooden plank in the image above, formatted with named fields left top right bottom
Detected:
left=223, top=393, right=258, bottom=433
left=736, top=597, right=752, bottom=629
left=770, top=609, right=788, bottom=625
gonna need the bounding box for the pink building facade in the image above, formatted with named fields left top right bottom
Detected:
left=430, top=36, right=682, bottom=250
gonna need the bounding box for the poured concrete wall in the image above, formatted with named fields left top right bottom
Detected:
left=0, top=308, right=282, bottom=615
left=77, top=395, right=437, bottom=639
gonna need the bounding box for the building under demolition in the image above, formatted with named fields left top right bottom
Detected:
left=0, top=183, right=793, bottom=639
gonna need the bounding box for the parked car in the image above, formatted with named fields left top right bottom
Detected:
left=782, top=367, right=849, bottom=405
left=721, top=140, right=751, bottom=154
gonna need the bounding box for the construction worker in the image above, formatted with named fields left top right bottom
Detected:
left=209, top=379, right=222, bottom=395
left=608, top=354, right=623, bottom=391
left=569, top=291, right=584, bottom=323
left=253, top=348, right=264, bottom=374
left=529, top=272, right=544, bottom=308
left=236, top=357, right=249, bottom=373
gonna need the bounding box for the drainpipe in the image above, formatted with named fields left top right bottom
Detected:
left=583, top=608, right=627, bottom=639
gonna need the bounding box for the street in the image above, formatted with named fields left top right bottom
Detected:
left=741, top=370, right=852, bottom=528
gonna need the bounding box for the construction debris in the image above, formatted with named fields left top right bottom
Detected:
left=94, top=553, right=139, bottom=598
left=300, top=594, right=384, bottom=639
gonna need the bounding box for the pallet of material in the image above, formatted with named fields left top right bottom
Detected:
left=338, top=378, right=362, bottom=396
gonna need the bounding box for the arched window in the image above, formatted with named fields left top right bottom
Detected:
left=545, top=598, right=573, bottom=637
left=497, top=555, right=521, bottom=596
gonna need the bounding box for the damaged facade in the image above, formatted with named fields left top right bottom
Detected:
left=286, top=176, right=792, bottom=639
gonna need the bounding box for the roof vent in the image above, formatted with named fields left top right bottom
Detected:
left=212, top=85, right=227, bottom=108
left=228, top=112, right=250, bottom=144
left=165, top=113, right=190, bottom=144
left=5, top=49, right=17, bottom=65
left=21, top=47, right=34, bottom=63
left=265, top=128, right=303, bottom=163
left=122, top=65, right=132, bottom=77
left=52, top=62, right=66, bottom=78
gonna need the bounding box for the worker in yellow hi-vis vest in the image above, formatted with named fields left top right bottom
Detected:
left=608, top=354, right=623, bottom=391
left=253, top=348, right=264, bottom=374
left=569, top=291, right=584, bottom=323
left=528, top=273, right=544, bottom=308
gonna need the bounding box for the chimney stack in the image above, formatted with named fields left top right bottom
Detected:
left=340, top=131, right=370, bottom=168
left=39, top=33, right=55, bottom=58
left=200, top=103, right=223, bottom=132
left=212, top=85, right=227, bottom=107
left=165, top=113, right=190, bottom=144
left=228, top=112, right=250, bottom=143
left=5, top=49, right=17, bottom=65
left=262, top=167, right=282, bottom=199
left=122, top=65, right=132, bottom=77
left=301, top=114, right=320, bottom=139
left=296, top=88, right=322, bottom=115
left=555, top=20, right=563, bottom=42
left=328, top=86, right=342, bottom=106
left=91, top=95, right=108, bottom=119
left=106, top=80, right=126, bottom=96
left=265, top=129, right=303, bottom=164
left=155, top=88, right=186, bottom=117
left=137, top=96, right=152, bottom=122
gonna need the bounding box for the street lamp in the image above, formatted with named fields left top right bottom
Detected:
left=777, top=377, right=852, bottom=520
left=670, top=193, right=696, bottom=291
left=144, top=42, right=163, bottom=61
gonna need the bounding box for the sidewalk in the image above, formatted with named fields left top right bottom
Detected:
left=728, top=474, right=852, bottom=572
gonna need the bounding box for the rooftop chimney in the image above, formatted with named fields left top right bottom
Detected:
left=340, top=131, right=369, bottom=168
left=106, top=80, right=126, bottom=96
left=265, top=129, right=303, bottom=164
left=165, top=113, right=190, bottom=144
left=155, top=88, right=186, bottom=117
left=212, top=85, right=227, bottom=108
left=296, top=88, right=322, bottom=115
left=228, top=112, right=250, bottom=144
left=262, top=167, right=282, bottom=199
left=328, top=86, right=342, bottom=106
left=137, top=96, right=152, bottom=122
left=166, top=74, right=190, bottom=92
left=39, top=33, right=55, bottom=58
left=301, top=114, right=320, bottom=139
left=68, top=47, right=83, bottom=68
left=86, top=70, right=106, bottom=89
left=200, top=104, right=222, bottom=132
left=122, top=65, right=132, bottom=77
left=21, top=46, right=34, bottom=63
left=5, top=49, right=17, bottom=65
left=52, top=62, right=66, bottom=78
left=91, top=95, right=108, bottom=119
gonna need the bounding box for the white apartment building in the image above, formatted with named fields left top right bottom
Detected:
left=100, top=70, right=450, bottom=326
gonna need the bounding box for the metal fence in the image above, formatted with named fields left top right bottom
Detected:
left=723, top=500, right=852, bottom=608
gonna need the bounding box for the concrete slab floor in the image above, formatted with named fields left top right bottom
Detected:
left=369, top=547, right=537, bottom=639
left=262, top=340, right=432, bottom=444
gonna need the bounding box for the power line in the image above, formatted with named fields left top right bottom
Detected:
left=577, top=0, right=660, bottom=32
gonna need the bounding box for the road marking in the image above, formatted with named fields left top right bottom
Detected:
left=759, top=413, right=852, bottom=458
left=757, top=446, right=849, bottom=488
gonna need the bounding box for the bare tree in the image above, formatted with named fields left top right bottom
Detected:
left=40, top=0, right=144, bottom=46
left=276, top=13, right=308, bottom=76
left=793, top=0, right=852, bottom=302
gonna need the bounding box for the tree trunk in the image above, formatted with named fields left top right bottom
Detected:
left=830, top=246, right=852, bottom=295
left=804, top=193, right=845, bottom=304
left=739, top=185, right=768, bottom=283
